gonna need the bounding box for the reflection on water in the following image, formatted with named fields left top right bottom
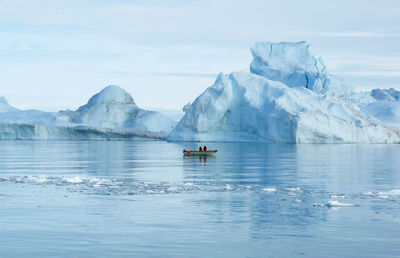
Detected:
left=0, top=141, right=400, bottom=257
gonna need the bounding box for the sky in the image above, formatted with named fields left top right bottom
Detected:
left=0, top=0, right=399, bottom=111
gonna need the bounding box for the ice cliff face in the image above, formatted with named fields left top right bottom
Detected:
left=168, top=42, right=400, bottom=143
left=0, top=85, right=176, bottom=140
left=0, top=123, right=165, bottom=140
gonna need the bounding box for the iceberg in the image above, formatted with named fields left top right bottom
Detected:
left=167, top=42, right=400, bottom=143
left=0, top=123, right=165, bottom=140
left=361, top=88, right=400, bottom=129
left=371, top=88, right=400, bottom=101
left=68, top=86, right=176, bottom=134
left=0, top=97, right=19, bottom=113
left=0, top=86, right=176, bottom=140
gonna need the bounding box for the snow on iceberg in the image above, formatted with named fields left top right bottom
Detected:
left=167, top=42, right=400, bottom=143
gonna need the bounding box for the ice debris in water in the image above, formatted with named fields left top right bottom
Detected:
left=314, top=200, right=357, bottom=208
left=329, top=194, right=346, bottom=198
left=380, top=189, right=400, bottom=196
left=2, top=176, right=398, bottom=207
left=225, top=184, right=233, bottom=190
left=327, top=200, right=356, bottom=207
left=362, top=189, right=400, bottom=200
left=286, top=187, right=302, bottom=192
left=0, top=176, right=281, bottom=196
left=261, top=187, right=277, bottom=192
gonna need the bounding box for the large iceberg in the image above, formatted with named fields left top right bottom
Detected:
left=0, top=86, right=176, bottom=140
left=168, top=42, right=400, bottom=143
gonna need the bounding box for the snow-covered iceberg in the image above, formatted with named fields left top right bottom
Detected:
left=0, top=86, right=176, bottom=140
left=168, top=42, right=400, bottom=143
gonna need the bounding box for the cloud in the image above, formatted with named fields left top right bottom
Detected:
left=0, top=0, right=399, bottom=110
left=109, top=71, right=218, bottom=78
left=288, top=31, right=400, bottom=38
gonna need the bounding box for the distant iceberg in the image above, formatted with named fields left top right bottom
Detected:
left=168, top=42, right=400, bottom=143
left=0, top=86, right=176, bottom=140
left=0, top=123, right=166, bottom=140
left=0, top=97, right=19, bottom=113
left=67, top=86, right=176, bottom=134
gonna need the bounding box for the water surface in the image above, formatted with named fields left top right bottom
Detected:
left=0, top=141, right=399, bottom=257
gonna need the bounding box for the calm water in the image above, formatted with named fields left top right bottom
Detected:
left=0, top=141, right=400, bottom=257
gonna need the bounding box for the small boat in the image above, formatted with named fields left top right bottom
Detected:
left=183, top=150, right=217, bottom=156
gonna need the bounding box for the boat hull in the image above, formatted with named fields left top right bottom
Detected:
left=183, top=150, right=217, bottom=156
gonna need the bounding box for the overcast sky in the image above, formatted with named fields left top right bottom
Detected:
left=1, top=0, right=399, bottom=111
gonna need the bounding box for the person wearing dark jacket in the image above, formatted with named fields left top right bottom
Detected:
left=199, top=146, right=203, bottom=151
left=203, top=145, right=207, bottom=151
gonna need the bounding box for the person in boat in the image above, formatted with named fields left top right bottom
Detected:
left=203, top=145, right=207, bottom=151
left=199, top=146, right=203, bottom=151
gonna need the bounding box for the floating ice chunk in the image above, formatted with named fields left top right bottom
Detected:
left=364, top=191, right=374, bottom=196
left=286, top=187, right=302, bottom=192
left=62, top=176, right=84, bottom=184
left=31, top=176, right=49, bottom=184
left=329, top=194, right=346, bottom=198
left=381, top=189, right=400, bottom=196
left=167, top=186, right=178, bottom=192
left=313, top=200, right=357, bottom=208
left=262, top=187, right=277, bottom=192
left=326, top=200, right=356, bottom=208
left=363, top=189, right=400, bottom=199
